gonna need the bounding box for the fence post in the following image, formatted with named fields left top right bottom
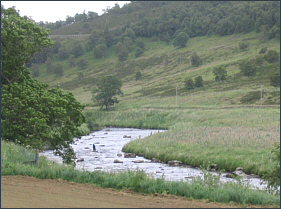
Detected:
left=35, top=149, right=39, bottom=166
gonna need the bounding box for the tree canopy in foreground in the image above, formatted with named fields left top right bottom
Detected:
left=1, top=5, right=85, bottom=163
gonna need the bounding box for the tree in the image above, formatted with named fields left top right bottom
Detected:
left=135, top=38, right=145, bottom=49
left=92, top=76, right=123, bottom=110
left=173, top=32, right=189, bottom=48
left=239, top=60, right=257, bottom=77
left=71, top=43, right=83, bottom=58
left=117, top=45, right=129, bottom=61
left=68, top=54, right=76, bottom=68
left=1, top=5, right=85, bottom=164
left=57, top=47, right=69, bottom=60
left=213, top=67, right=227, bottom=82
left=255, top=55, right=265, bottom=67
left=136, top=71, right=142, bottom=80
left=77, top=58, right=89, bottom=70
left=270, top=73, right=280, bottom=88
left=195, top=76, right=204, bottom=88
left=191, top=52, right=202, bottom=67
left=1, top=5, right=54, bottom=85
left=259, top=47, right=267, bottom=54
left=53, top=63, right=64, bottom=76
left=45, top=58, right=53, bottom=74
left=239, top=42, right=249, bottom=51
left=184, top=77, right=195, bottom=91
left=135, top=47, right=145, bottom=57
left=264, top=50, right=279, bottom=63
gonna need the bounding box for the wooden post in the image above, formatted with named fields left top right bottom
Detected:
left=35, top=149, right=39, bottom=166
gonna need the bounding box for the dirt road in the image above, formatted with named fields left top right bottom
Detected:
left=1, top=175, right=267, bottom=208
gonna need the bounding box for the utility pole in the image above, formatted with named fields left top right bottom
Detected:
left=176, top=85, right=178, bottom=106
left=260, top=84, right=263, bottom=105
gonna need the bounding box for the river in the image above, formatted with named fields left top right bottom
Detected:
left=40, top=128, right=269, bottom=190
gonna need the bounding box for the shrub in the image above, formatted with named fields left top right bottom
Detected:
left=264, top=50, right=279, bottom=63
left=239, top=42, right=249, bottom=51
left=191, top=52, right=202, bottom=67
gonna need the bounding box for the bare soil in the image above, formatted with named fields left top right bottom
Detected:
left=1, top=175, right=270, bottom=208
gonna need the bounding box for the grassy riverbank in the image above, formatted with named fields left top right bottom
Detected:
left=85, top=105, right=280, bottom=178
left=1, top=140, right=280, bottom=207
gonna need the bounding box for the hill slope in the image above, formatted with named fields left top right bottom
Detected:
left=31, top=1, right=280, bottom=108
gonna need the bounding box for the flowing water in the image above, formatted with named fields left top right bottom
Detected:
left=41, top=128, right=268, bottom=190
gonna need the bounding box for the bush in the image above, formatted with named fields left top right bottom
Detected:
left=53, top=63, right=64, bottom=76
left=184, top=77, right=195, bottom=91
left=239, top=42, right=249, bottom=51
left=264, top=50, right=279, bottom=63
left=195, top=76, right=203, bottom=88
left=263, top=143, right=280, bottom=194
left=239, top=60, right=256, bottom=77
left=191, top=52, right=202, bottom=67
left=259, top=47, right=267, bottom=54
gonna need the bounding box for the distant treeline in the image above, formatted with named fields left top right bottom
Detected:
left=30, top=1, right=280, bottom=66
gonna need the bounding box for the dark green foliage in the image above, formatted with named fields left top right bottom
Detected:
left=262, top=143, right=280, bottom=194
left=184, top=77, right=195, bottom=91
left=45, top=58, right=53, bottom=74
left=213, top=67, right=227, bottom=82
left=94, top=44, right=107, bottom=59
left=135, top=47, right=145, bottom=58
left=53, top=63, right=64, bottom=76
left=195, top=76, right=204, bottom=88
left=30, top=64, right=40, bottom=78
left=92, top=76, right=123, bottom=110
left=135, top=71, right=142, bottom=80
left=255, top=55, right=265, bottom=67
left=122, top=28, right=136, bottom=42
left=76, top=58, right=89, bottom=70
left=117, top=46, right=129, bottom=62
left=259, top=47, right=267, bottom=54
left=240, top=91, right=261, bottom=104
left=239, top=42, right=249, bottom=51
left=270, top=73, right=280, bottom=88
left=135, top=38, right=145, bottom=49
left=191, top=52, right=202, bottom=67
left=1, top=5, right=54, bottom=85
left=71, top=43, right=84, bottom=58
left=57, top=47, right=69, bottom=60
left=123, top=37, right=134, bottom=52
left=77, top=72, right=84, bottom=80
left=68, top=54, right=76, bottom=68
left=1, top=5, right=85, bottom=163
left=239, top=60, right=257, bottom=77
left=264, top=50, right=279, bottom=63
left=84, top=111, right=99, bottom=131
left=160, top=32, right=171, bottom=44
left=173, top=32, right=189, bottom=48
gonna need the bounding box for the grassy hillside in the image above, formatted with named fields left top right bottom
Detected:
left=35, top=31, right=280, bottom=108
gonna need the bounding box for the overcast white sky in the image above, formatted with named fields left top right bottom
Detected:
left=1, top=1, right=130, bottom=23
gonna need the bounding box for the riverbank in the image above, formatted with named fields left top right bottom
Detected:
left=1, top=140, right=280, bottom=207
left=84, top=107, right=280, bottom=178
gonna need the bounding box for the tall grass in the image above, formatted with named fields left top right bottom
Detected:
left=86, top=107, right=280, bottom=177
left=1, top=140, right=280, bottom=206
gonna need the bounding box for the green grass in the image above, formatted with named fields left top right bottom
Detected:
left=35, top=32, right=280, bottom=107
left=83, top=106, right=280, bottom=178
left=1, top=140, right=280, bottom=207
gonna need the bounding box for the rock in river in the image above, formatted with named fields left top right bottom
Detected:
left=124, top=153, right=136, bottom=158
